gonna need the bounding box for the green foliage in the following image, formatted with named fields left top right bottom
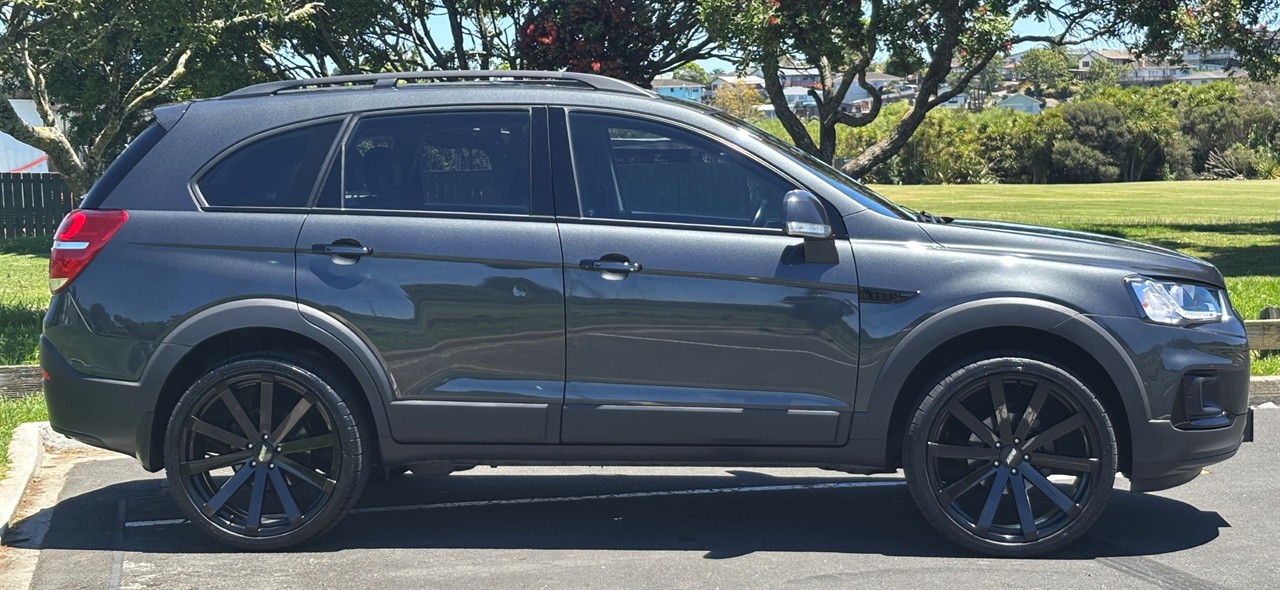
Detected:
left=747, top=81, right=1280, bottom=185
left=0, top=395, right=48, bottom=479
left=672, top=62, right=709, bottom=84
left=0, top=243, right=50, bottom=366
left=1017, top=47, right=1072, bottom=96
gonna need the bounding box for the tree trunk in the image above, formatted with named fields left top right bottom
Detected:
left=841, top=104, right=930, bottom=178
left=0, top=97, right=93, bottom=194
left=759, top=56, right=819, bottom=156
left=443, top=0, right=469, bottom=69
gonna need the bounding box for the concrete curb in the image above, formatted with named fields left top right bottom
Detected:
left=1253, top=376, right=1280, bottom=405
left=0, top=422, right=44, bottom=542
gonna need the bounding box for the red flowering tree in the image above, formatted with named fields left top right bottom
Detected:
left=515, top=0, right=716, bottom=86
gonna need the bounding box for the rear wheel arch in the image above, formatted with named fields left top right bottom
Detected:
left=141, top=299, right=392, bottom=471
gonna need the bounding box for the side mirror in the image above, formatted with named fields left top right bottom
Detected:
left=783, top=190, right=832, bottom=240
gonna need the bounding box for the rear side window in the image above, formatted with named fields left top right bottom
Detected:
left=197, top=122, right=340, bottom=208
left=80, top=123, right=166, bottom=209
left=318, top=110, right=531, bottom=214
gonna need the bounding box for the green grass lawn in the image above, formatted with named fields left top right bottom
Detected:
left=873, top=179, right=1280, bottom=376
left=0, top=395, right=48, bottom=479
left=0, top=237, right=49, bottom=366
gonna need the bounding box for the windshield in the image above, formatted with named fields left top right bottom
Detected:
left=660, top=96, right=915, bottom=220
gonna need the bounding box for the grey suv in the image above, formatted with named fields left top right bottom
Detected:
left=42, top=71, right=1254, bottom=556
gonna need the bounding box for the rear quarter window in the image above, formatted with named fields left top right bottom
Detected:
left=196, top=121, right=341, bottom=208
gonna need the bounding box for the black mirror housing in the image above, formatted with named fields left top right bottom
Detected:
left=783, top=190, right=833, bottom=239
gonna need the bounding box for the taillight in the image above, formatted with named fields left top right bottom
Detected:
left=49, top=209, right=128, bottom=293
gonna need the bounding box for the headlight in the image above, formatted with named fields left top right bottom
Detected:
left=1126, top=277, right=1226, bottom=326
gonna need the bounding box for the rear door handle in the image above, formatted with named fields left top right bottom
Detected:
left=580, top=259, right=642, bottom=273
left=312, top=243, right=373, bottom=258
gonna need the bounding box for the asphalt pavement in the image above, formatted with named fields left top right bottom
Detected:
left=4, top=410, right=1277, bottom=589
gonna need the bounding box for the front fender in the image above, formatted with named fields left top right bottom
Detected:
left=847, top=297, right=1146, bottom=467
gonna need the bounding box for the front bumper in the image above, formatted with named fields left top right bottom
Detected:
left=1081, top=314, right=1252, bottom=492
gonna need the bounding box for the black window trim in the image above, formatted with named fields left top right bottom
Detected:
left=311, top=105, right=549, bottom=219
left=188, top=115, right=351, bottom=211
left=558, top=106, right=848, bottom=238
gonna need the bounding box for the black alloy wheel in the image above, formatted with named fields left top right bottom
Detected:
left=164, top=354, right=367, bottom=550
left=905, top=357, right=1117, bottom=557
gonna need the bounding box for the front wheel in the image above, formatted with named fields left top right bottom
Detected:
left=903, top=357, right=1117, bottom=557
left=163, top=354, right=368, bottom=550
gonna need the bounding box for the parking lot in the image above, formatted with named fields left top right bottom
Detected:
left=1, top=410, right=1274, bottom=589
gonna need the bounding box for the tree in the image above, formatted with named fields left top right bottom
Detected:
left=699, top=0, right=1280, bottom=178
left=516, top=0, right=718, bottom=86
left=0, top=0, right=317, bottom=195
left=1017, top=47, right=1071, bottom=97
left=709, top=81, right=760, bottom=118
left=1053, top=101, right=1130, bottom=182
left=673, top=62, right=709, bottom=84
left=265, top=0, right=540, bottom=76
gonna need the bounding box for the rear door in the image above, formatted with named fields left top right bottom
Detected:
left=297, top=107, right=566, bottom=444
left=553, top=109, right=861, bottom=446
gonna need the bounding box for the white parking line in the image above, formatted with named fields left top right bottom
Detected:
left=121, top=479, right=907, bottom=528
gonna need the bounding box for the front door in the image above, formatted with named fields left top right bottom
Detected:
left=297, top=107, right=566, bottom=444
left=556, top=110, right=860, bottom=446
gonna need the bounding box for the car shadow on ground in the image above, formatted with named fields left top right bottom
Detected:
left=8, top=468, right=1229, bottom=560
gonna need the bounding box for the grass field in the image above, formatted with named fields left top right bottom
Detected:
left=0, top=395, right=47, bottom=479
left=873, top=179, right=1280, bottom=376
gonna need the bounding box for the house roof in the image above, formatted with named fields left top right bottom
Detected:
left=714, top=75, right=766, bottom=86
left=1176, top=69, right=1249, bottom=80
left=864, top=72, right=901, bottom=82
left=651, top=78, right=704, bottom=88
left=998, top=94, right=1041, bottom=105
left=1085, top=49, right=1134, bottom=61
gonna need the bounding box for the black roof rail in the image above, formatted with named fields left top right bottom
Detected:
left=221, top=70, right=655, bottom=99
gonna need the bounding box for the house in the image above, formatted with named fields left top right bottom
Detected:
left=1077, top=49, right=1135, bottom=72
left=650, top=78, right=705, bottom=102
left=1174, top=69, right=1249, bottom=86
left=751, top=56, right=823, bottom=87
left=0, top=98, right=58, bottom=173
left=1119, top=58, right=1191, bottom=85
left=996, top=93, right=1042, bottom=115
left=937, top=92, right=970, bottom=109
left=711, top=75, right=766, bottom=91
left=841, top=72, right=902, bottom=103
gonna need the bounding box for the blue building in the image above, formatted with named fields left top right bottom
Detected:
left=651, top=79, right=706, bottom=102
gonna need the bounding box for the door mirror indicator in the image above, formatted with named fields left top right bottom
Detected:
left=783, top=190, right=833, bottom=240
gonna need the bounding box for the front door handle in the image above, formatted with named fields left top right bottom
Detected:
left=580, top=259, right=642, bottom=273
left=312, top=243, right=373, bottom=258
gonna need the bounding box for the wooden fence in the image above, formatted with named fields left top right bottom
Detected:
left=0, top=173, right=74, bottom=239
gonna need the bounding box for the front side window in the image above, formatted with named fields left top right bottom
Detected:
left=567, top=112, right=795, bottom=228
left=323, top=110, right=532, bottom=214
left=197, top=122, right=340, bottom=208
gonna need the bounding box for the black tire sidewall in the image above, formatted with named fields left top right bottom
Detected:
left=163, top=354, right=367, bottom=550
left=903, top=356, right=1117, bottom=557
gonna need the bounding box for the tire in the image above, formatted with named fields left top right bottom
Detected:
left=163, top=353, right=369, bottom=550
left=903, top=356, right=1117, bottom=557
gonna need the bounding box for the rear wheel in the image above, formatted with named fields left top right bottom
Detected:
left=163, top=354, right=368, bottom=550
left=903, top=357, right=1116, bottom=557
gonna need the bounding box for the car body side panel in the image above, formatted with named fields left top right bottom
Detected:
left=296, top=213, right=566, bottom=444
left=48, top=209, right=305, bottom=380
left=557, top=222, right=860, bottom=446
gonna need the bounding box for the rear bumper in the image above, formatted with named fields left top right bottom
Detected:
left=41, top=335, right=168, bottom=469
